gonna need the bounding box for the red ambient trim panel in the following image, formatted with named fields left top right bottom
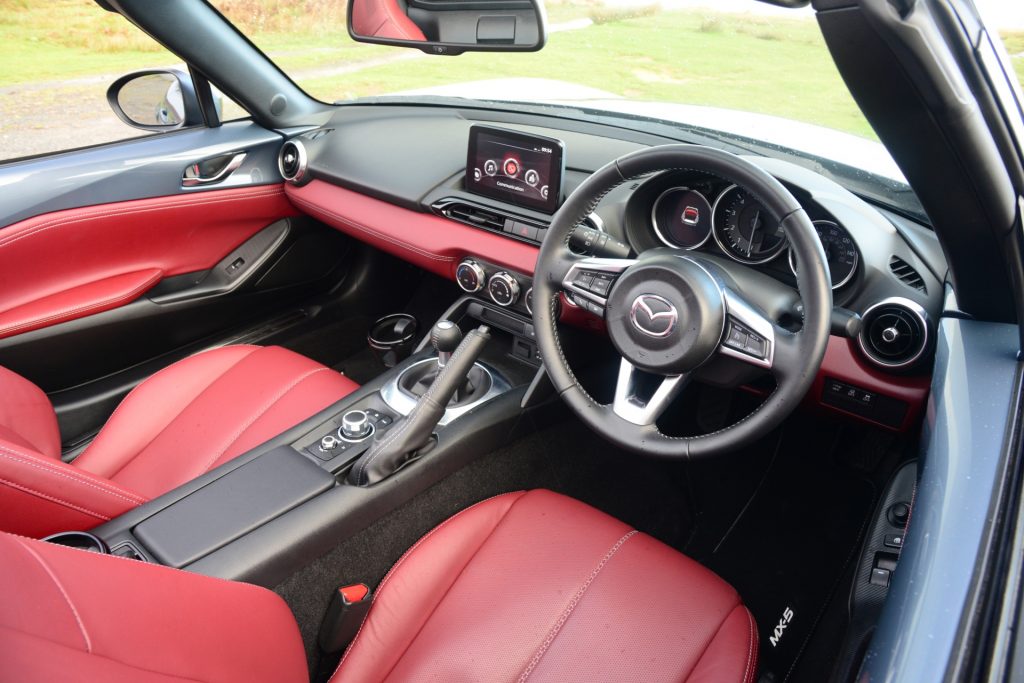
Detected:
left=807, top=336, right=930, bottom=431
left=0, top=185, right=296, bottom=340
left=285, top=180, right=540, bottom=279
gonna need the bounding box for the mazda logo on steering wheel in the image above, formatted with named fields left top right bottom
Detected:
left=630, top=294, right=678, bottom=338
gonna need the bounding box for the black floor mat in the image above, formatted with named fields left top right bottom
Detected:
left=700, top=422, right=877, bottom=683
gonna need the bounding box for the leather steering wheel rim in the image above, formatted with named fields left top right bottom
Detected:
left=533, top=145, right=832, bottom=458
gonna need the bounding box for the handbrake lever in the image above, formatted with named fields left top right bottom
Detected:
left=347, top=325, right=491, bottom=486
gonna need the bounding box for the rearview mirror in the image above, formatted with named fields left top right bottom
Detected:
left=348, top=0, right=546, bottom=55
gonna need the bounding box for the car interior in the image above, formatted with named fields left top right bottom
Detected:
left=1, top=0, right=1023, bottom=681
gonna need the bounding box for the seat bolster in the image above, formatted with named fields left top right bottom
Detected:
left=0, top=365, right=60, bottom=459
left=74, top=345, right=359, bottom=497
left=0, top=532, right=308, bottom=683
left=686, top=605, right=759, bottom=683
left=0, top=439, right=146, bottom=537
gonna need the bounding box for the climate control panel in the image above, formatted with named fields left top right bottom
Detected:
left=455, top=258, right=532, bottom=313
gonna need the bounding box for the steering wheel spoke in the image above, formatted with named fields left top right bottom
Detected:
left=561, top=255, right=635, bottom=315
left=611, top=358, right=689, bottom=426
left=719, top=288, right=780, bottom=371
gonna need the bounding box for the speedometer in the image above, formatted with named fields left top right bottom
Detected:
left=711, top=185, right=788, bottom=264
left=789, top=220, right=859, bottom=289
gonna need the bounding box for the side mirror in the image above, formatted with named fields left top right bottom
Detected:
left=106, top=69, right=205, bottom=131
left=348, top=0, right=546, bottom=55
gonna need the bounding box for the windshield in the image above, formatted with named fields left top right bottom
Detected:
left=210, top=1, right=1022, bottom=220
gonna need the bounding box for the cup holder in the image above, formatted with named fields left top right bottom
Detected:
left=41, top=531, right=108, bottom=554
left=368, top=313, right=419, bottom=368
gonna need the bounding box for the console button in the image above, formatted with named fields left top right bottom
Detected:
left=455, top=259, right=486, bottom=294
left=340, top=410, right=373, bottom=440
left=488, top=271, right=520, bottom=307
left=512, top=222, right=538, bottom=241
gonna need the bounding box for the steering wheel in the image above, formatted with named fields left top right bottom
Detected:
left=533, top=145, right=832, bottom=458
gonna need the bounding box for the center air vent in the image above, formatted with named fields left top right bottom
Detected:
left=857, top=297, right=930, bottom=370
left=441, top=202, right=506, bottom=231
left=278, top=139, right=307, bottom=184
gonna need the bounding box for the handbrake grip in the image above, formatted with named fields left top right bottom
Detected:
left=347, top=325, right=491, bottom=486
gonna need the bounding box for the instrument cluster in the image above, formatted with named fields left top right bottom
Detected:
left=641, top=176, right=859, bottom=291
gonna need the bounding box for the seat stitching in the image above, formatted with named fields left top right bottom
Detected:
left=97, top=347, right=262, bottom=481
left=743, top=608, right=756, bottom=683
left=193, top=366, right=334, bottom=476
left=0, top=447, right=147, bottom=505
left=517, top=530, right=638, bottom=682
left=14, top=538, right=92, bottom=652
left=0, top=476, right=112, bottom=520
left=330, top=491, right=528, bottom=683
left=82, top=344, right=265, bottom=462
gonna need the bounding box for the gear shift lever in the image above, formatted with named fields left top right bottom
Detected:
left=431, top=320, right=462, bottom=367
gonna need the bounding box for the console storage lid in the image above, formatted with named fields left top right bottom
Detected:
left=134, top=447, right=334, bottom=567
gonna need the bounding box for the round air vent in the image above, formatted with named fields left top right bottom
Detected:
left=857, top=297, right=930, bottom=370
left=277, top=139, right=307, bottom=184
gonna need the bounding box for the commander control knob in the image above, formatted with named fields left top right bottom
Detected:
left=432, top=320, right=462, bottom=367
left=455, top=259, right=486, bottom=293
left=340, top=410, right=372, bottom=441
left=488, top=271, right=520, bottom=307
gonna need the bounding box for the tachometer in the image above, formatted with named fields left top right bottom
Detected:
left=711, top=185, right=787, bottom=264
left=651, top=187, right=713, bottom=249
left=789, top=220, right=859, bottom=289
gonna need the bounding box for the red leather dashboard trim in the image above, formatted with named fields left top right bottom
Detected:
left=0, top=185, right=296, bottom=339
left=807, top=336, right=930, bottom=431
left=0, top=269, right=163, bottom=341
left=286, top=180, right=540, bottom=279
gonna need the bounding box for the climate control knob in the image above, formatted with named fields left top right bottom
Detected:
left=455, top=259, right=486, bottom=293
left=488, top=271, right=520, bottom=307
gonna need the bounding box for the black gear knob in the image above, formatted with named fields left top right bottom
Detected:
left=431, top=320, right=462, bottom=366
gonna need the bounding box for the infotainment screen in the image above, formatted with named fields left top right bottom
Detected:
left=466, top=125, right=565, bottom=214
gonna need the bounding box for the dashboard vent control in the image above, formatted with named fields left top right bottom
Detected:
left=442, top=203, right=506, bottom=232
left=888, top=256, right=926, bottom=294
left=857, top=297, right=930, bottom=370
left=278, top=139, right=307, bottom=184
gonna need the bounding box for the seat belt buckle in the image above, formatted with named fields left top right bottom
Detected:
left=318, top=583, right=373, bottom=653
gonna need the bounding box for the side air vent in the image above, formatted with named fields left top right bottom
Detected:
left=857, top=297, right=930, bottom=370
left=439, top=202, right=507, bottom=232
left=889, top=255, right=926, bottom=293
left=278, top=139, right=307, bottom=184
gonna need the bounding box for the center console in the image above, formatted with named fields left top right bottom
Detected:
left=68, top=294, right=547, bottom=587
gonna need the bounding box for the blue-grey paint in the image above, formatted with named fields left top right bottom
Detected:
left=0, top=121, right=284, bottom=229
left=859, top=317, right=1020, bottom=681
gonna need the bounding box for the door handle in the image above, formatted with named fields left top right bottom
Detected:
left=182, top=152, right=246, bottom=187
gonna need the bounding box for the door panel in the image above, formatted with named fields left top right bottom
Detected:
left=0, top=185, right=296, bottom=340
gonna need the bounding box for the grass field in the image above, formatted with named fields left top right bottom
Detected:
left=0, top=0, right=1022, bottom=151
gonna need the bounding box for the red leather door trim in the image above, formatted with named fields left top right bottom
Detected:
left=286, top=181, right=540, bottom=279
left=0, top=185, right=296, bottom=339
left=0, top=269, right=162, bottom=340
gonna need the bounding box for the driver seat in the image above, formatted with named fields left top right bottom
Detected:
left=0, top=489, right=758, bottom=682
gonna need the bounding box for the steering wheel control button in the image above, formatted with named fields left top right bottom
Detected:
left=455, top=259, right=487, bottom=293
left=488, top=272, right=520, bottom=307
left=340, top=410, right=374, bottom=441
left=724, top=321, right=767, bottom=359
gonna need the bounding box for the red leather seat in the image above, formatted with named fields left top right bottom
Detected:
left=0, top=345, right=358, bottom=537
left=0, top=489, right=758, bottom=682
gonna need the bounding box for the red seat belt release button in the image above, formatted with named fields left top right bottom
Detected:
left=318, top=583, right=373, bottom=653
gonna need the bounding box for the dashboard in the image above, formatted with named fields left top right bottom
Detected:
left=277, top=104, right=945, bottom=432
